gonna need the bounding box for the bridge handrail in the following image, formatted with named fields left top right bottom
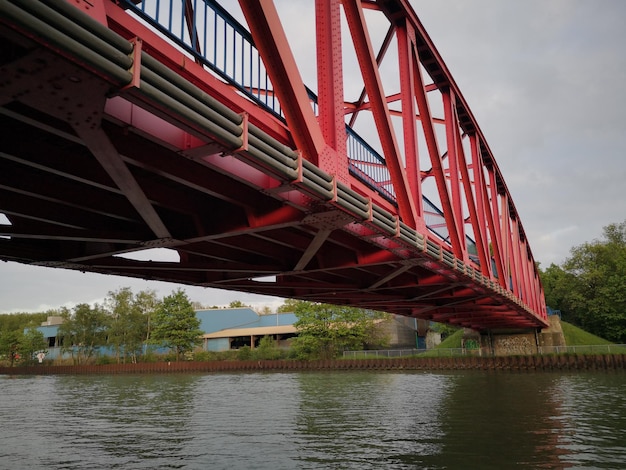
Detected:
left=343, top=348, right=484, bottom=358
left=345, top=345, right=626, bottom=357
left=0, top=0, right=544, bottom=326
left=121, top=0, right=283, bottom=116
left=122, top=1, right=394, bottom=195
left=537, top=345, right=626, bottom=355
left=119, top=0, right=483, bottom=255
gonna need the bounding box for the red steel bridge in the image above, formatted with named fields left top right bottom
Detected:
left=0, top=0, right=548, bottom=330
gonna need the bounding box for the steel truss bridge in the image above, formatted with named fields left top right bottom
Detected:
left=0, top=0, right=548, bottom=330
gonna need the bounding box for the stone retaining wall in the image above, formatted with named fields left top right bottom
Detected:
left=2, top=354, right=625, bottom=375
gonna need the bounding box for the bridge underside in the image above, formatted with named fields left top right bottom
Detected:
left=0, top=0, right=547, bottom=331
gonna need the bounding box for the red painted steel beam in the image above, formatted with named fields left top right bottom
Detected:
left=342, top=0, right=417, bottom=228
left=102, top=2, right=292, bottom=146
left=183, top=0, right=202, bottom=64
left=487, top=168, right=507, bottom=287
left=396, top=20, right=425, bottom=233
left=238, top=0, right=327, bottom=166
left=374, top=0, right=544, bottom=301
left=442, top=89, right=467, bottom=260
left=469, top=134, right=492, bottom=277
left=315, top=0, right=349, bottom=182
left=454, top=127, right=489, bottom=270
left=411, top=45, right=463, bottom=255
left=347, top=24, right=395, bottom=128
left=0, top=0, right=548, bottom=329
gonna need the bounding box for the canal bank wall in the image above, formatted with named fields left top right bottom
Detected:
left=2, top=354, right=626, bottom=375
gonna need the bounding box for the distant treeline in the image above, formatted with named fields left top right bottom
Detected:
left=539, top=220, right=626, bottom=343
left=0, top=312, right=48, bottom=333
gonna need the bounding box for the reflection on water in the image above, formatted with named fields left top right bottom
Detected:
left=1, top=371, right=625, bottom=469
left=294, top=372, right=451, bottom=468
left=424, top=373, right=567, bottom=469
left=550, top=374, right=626, bottom=469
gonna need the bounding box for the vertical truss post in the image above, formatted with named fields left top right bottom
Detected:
left=522, top=242, right=538, bottom=312
left=396, top=21, right=426, bottom=233
left=501, top=193, right=512, bottom=288
left=455, top=129, right=488, bottom=269
left=442, top=88, right=467, bottom=261
left=519, top=236, right=532, bottom=306
left=510, top=218, right=522, bottom=297
left=315, top=0, right=349, bottom=183
left=524, top=252, right=537, bottom=311
left=469, top=134, right=491, bottom=277
left=534, top=264, right=543, bottom=314
left=487, top=168, right=506, bottom=287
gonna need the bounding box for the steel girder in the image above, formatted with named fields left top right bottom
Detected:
left=0, top=0, right=547, bottom=330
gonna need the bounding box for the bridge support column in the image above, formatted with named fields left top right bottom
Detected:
left=467, top=316, right=566, bottom=356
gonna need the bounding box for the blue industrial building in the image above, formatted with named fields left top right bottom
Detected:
left=197, top=308, right=298, bottom=351
left=34, top=307, right=427, bottom=359
left=34, top=308, right=300, bottom=358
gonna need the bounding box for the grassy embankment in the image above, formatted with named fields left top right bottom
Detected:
left=558, top=321, right=626, bottom=353
left=560, top=321, right=611, bottom=346
left=427, top=320, right=623, bottom=355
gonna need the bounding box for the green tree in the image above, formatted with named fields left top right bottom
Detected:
left=253, top=335, right=283, bottom=360
left=255, top=305, right=272, bottom=315
left=540, top=221, right=626, bottom=342
left=276, top=298, right=302, bottom=313
left=105, top=287, right=159, bottom=363
left=0, top=312, right=47, bottom=334
left=20, top=328, right=47, bottom=364
left=291, top=301, right=389, bottom=360
left=430, top=322, right=460, bottom=340
left=150, top=289, right=203, bottom=360
left=228, top=300, right=249, bottom=308
left=561, top=221, right=626, bottom=342
left=58, top=303, right=108, bottom=364
left=0, top=329, right=22, bottom=366
left=538, top=262, right=578, bottom=321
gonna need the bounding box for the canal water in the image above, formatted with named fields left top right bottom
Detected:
left=1, top=371, right=625, bottom=469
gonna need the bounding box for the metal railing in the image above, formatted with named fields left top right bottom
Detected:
left=120, top=0, right=482, bottom=255
left=122, top=0, right=282, bottom=116
left=538, top=344, right=626, bottom=355
left=346, top=130, right=395, bottom=202
left=343, top=348, right=484, bottom=358
left=122, top=1, right=397, bottom=200
left=345, top=344, right=626, bottom=358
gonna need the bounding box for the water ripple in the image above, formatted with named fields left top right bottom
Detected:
left=1, top=371, right=625, bottom=469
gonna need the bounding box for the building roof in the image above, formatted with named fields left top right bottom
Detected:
left=202, top=324, right=298, bottom=339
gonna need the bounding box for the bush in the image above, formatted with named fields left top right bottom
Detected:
left=193, top=350, right=224, bottom=362
left=52, top=357, right=75, bottom=366
left=95, top=355, right=115, bottom=365
left=139, top=351, right=161, bottom=363
left=237, top=346, right=252, bottom=360
left=217, top=350, right=239, bottom=361
left=252, top=336, right=284, bottom=360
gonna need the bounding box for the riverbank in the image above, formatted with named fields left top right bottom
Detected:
left=2, top=353, right=626, bottom=375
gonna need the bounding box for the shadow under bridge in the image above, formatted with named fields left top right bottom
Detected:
left=0, top=0, right=548, bottom=331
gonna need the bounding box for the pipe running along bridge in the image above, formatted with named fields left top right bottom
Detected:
left=0, top=0, right=548, bottom=331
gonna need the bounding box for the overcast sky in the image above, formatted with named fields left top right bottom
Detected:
left=1, top=0, right=625, bottom=313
